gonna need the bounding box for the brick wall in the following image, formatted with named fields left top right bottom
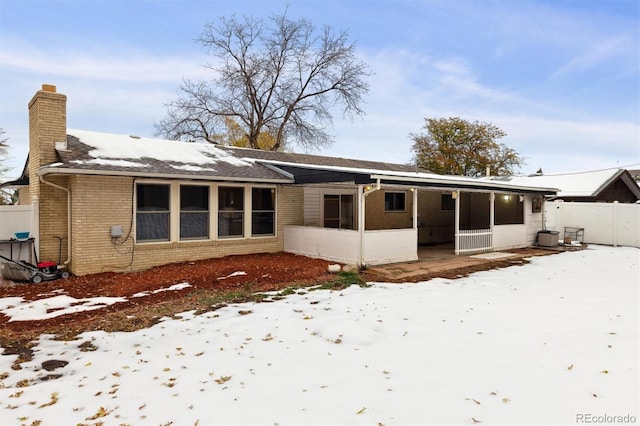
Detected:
left=365, top=189, right=414, bottom=230
left=38, top=175, right=69, bottom=264
left=68, top=176, right=304, bottom=276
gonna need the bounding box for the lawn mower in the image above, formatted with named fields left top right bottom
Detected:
left=0, top=236, right=70, bottom=283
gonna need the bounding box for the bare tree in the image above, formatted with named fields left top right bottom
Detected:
left=0, top=128, right=13, bottom=205
left=156, top=11, right=371, bottom=151
left=0, top=128, right=9, bottom=177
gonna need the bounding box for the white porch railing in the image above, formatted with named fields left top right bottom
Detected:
left=456, top=228, right=492, bottom=254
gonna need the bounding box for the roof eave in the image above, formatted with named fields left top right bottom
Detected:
left=37, top=166, right=294, bottom=184
left=369, top=173, right=558, bottom=194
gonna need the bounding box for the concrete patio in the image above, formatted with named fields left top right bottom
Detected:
left=363, top=244, right=558, bottom=282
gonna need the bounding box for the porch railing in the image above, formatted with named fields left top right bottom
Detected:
left=456, top=228, right=492, bottom=254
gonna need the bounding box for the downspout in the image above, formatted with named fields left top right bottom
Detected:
left=359, top=179, right=381, bottom=267
left=39, top=175, right=71, bottom=265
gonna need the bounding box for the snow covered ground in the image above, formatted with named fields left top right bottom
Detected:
left=1, top=245, right=638, bottom=425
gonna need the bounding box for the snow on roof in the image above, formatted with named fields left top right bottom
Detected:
left=485, top=169, right=623, bottom=198
left=67, top=129, right=251, bottom=167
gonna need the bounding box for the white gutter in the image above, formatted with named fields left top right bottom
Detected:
left=39, top=175, right=71, bottom=266
left=369, top=173, right=559, bottom=194
left=358, top=179, right=381, bottom=267
left=38, top=166, right=294, bottom=184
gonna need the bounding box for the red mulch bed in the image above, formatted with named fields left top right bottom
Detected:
left=0, top=252, right=335, bottom=348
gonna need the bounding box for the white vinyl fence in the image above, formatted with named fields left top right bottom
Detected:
left=0, top=201, right=39, bottom=262
left=544, top=201, right=640, bottom=248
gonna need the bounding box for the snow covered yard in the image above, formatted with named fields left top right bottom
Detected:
left=0, top=245, right=638, bottom=425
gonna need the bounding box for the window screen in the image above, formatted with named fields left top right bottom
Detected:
left=218, top=186, right=244, bottom=238
left=252, top=188, right=275, bottom=236
left=180, top=185, right=209, bottom=240
left=136, top=184, right=170, bottom=242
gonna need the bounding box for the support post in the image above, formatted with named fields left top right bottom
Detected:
left=454, top=191, right=460, bottom=255
left=489, top=192, right=495, bottom=250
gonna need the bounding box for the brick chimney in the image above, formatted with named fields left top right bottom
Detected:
left=28, top=84, right=67, bottom=198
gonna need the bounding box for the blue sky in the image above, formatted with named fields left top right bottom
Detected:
left=1, top=0, right=638, bottom=179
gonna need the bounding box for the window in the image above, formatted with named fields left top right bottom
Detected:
left=180, top=185, right=209, bottom=240
left=136, top=184, right=170, bottom=242
left=323, top=194, right=354, bottom=229
left=495, top=194, right=524, bottom=225
left=218, top=186, right=244, bottom=238
left=441, top=193, right=455, bottom=211
left=252, top=188, right=275, bottom=236
left=384, top=191, right=406, bottom=212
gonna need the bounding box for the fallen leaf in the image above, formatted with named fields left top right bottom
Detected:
left=85, top=406, right=112, bottom=420
left=215, top=375, right=232, bottom=384
left=356, top=407, right=366, bottom=414
left=502, top=397, right=511, bottom=403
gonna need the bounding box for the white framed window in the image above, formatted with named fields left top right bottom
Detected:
left=323, top=194, right=354, bottom=229
left=218, top=186, right=244, bottom=238
left=136, top=183, right=170, bottom=242
left=252, top=187, right=276, bottom=236
left=180, top=185, right=209, bottom=240
left=384, top=191, right=406, bottom=212
left=135, top=181, right=277, bottom=243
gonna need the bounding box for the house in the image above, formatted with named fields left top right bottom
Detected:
left=2, top=85, right=558, bottom=276
left=483, top=169, right=640, bottom=203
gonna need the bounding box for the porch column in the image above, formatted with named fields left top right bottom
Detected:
left=412, top=188, right=418, bottom=230
left=357, top=184, right=365, bottom=266
left=490, top=192, right=495, bottom=249
left=454, top=191, right=460, bottom=255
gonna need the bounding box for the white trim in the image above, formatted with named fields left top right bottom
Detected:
left=38, top=166, right=293, bottom=184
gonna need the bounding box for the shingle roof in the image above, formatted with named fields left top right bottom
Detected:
left=44, top=129, right=419, bottom=183
left=35, top=129, right=557, bottom=194
left=52, top=130, right=292, bottom=182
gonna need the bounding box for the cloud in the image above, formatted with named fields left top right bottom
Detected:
left=553, top=35, right=636, bottom=77
left=0, top=38, right=209, bottom=82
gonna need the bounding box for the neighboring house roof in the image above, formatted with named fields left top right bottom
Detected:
left=33, top=129, right=557, bottom=194
left=481, top=168, right=640, bottom=200
left=0, top=155, right=29, bottom=188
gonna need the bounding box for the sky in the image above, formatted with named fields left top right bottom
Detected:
left=1, top=245, right=638, bottom=424
left=0, top=0, right=639, bottom=180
